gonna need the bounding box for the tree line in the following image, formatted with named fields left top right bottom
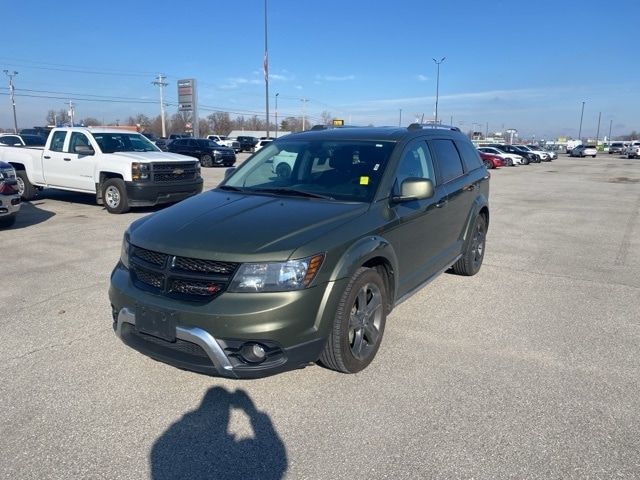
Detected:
left=44, top=109, right=328, bottom=137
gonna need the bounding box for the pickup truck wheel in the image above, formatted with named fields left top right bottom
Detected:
left=200, top=155, right=213, bottom=167
left=319, top=267, right=387, bottom=374
left=0, top=214, right=16, bottom=227
left=275, top=162, right=292, bottom=179
left=15, top=170, right=36, bottom=201
left=452, top=214, right=487, bottom=276
left=102, top=178, right=130, bottom=214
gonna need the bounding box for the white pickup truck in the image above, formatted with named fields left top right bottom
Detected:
left=0, top=127, right=203, bottom=213
left=206, top=135, right=241, bottom=153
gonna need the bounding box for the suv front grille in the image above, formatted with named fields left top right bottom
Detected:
left=129, top=244, right=239, bottom=302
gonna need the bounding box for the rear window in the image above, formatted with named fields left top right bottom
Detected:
left=430, top=139, right=464, bottom=183
left=455, top=140, right=483, bottom=171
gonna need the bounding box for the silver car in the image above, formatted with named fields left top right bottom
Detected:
left=570, top=145, right=597, bottom=158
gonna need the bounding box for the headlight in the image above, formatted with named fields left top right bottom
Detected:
left=132, top=162, right=150, bottom=181
left=120, top=232, right=130, bottom=269
left=228, top=254, right=324, bottom=292
left=195, top=161, right=201, bottom=175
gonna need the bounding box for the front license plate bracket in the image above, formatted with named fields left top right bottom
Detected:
left=136, top=306, right=177, bottom=342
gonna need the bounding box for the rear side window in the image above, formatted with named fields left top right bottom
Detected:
left=49, top=131, right=67, bottom=152
left=430, top=139, right=464, bottom=183
left=455, top=140, right=483, bottom=171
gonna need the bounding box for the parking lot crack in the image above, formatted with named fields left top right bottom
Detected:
left=1, top=282, right=105, bottom=315
left=1, top=332, right=104, bottom=365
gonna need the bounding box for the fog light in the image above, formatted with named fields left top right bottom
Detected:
left=239, top=343, right=267, bottom=364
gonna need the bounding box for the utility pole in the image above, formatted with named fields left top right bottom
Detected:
left=595, top=111, right=601, bottom=145
left=399, top=108, right=402, bottom=127
left=608, top=119, right=613, bottom=143
left=3, top=70, right=19, bottom=133
left=66, top=101, right=75, bottom=126
left=432, top=57, right=446, bottom=126
left=152, top=74, right=168, bottom=137
left=264, top=0, right=270, bottom=138
left=301, top=98, right=309, bottom=131
left=275, top=92, right=279, bottom=138
left=578, top=101, right=585, bottom=141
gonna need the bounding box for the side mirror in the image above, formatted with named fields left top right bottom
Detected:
left=392, top=178, right=434, bottom=203
left=75, top=145, right=94, bottom=155
left=224, top=167, right=236, bottom=179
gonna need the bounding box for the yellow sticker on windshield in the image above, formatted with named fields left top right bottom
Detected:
left=359, top=176, right=369, bottom=185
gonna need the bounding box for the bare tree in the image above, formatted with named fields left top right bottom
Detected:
left=320, top=111, right=333, bottom=125
left=169, top=112, right=191, bottom=134
left=46, top=109, right=70, bottom=126
left=198, top=119, right=210, bottom=137
left=81, top=117, right=101, bottom=126
left=207, top=112, right=233, bottom=136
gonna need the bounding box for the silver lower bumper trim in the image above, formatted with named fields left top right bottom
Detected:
left=116, top=307, right=235, bottom=377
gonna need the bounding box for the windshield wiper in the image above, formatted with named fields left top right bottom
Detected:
left=218, top=185, right=245, bottom=192
left=250, top=187, right=334, bottom=200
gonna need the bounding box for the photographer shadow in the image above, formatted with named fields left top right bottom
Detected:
left=150, top=386, right=287, bottom=480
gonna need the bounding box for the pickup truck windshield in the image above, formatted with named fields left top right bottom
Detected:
left=223, top=139, right=395, bottom=202
left=92, top=133, right=159, bottom=153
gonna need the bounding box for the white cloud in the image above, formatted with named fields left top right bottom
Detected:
left=295, top=85, right=303, bottom=90
left=417, top=74, right=429, bottom=82
left=315, top=74, right=355, bottom=82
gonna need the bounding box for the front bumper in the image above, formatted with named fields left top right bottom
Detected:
left=124, top=178, right=203, bottom=207
left=0, top=193, right=20, bottom=217
left=109, top=263, right=346, bottom=378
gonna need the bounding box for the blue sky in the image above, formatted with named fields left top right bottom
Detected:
left=1, top=0, right=638, bottom=140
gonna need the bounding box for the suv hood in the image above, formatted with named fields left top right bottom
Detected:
left=105, top=151, right=195, bottom=163
left=129, top=189, right=368, bottom=262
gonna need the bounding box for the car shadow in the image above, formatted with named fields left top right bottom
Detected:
left=149, top=386, right=287, bottom=480
left=2, top=200, right=55, bottom=230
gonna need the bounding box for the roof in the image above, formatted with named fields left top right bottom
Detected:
left=51, top=127, right=142, bottom=135
left=282, top=124, right=466, bottom=142
left=227, top=130, right=293, bottom=139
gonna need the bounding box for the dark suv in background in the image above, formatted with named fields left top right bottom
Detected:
left=167, top=138, right=236, bottom=167
left=110, top=124, right=490, bottom=378
left=236, top=135, right=258, bottom=152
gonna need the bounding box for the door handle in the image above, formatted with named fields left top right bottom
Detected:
left=43, top=155, right=51, bottom=159
left=63, top=157, right=71, bottom=161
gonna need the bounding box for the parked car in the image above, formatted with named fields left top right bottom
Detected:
left=515, top=145, right=550, bottom=161
left=528, top=145, right=557, bottom=160
left=479, top=151, right=504, bottom=169
left=609, top=142, right=625, bottom=154
left=236, top=136, right=258, bottom=152
left=207, top=135, right=241, bottom=153
left=167, top=138, right=236, bottom=167
left=566, top=139, right=582, bottom=155
left=570, top=145, right=597, bottom=157
left=625, top=141, right=640, bottom=159
left=0, top=127, right=203, bottom=213
left=109, top=123, right=490, bottom=378
left=488, top=144, right=539, bottom=163
left=0, top=133, right=47, bottom=147
left=0, top=161, right=20, bottom=227
left=255, top=139, right=272, bottom=151
left=477, top=146, right=526, bottom=165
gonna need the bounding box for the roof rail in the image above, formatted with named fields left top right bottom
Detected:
left=407, top=123, right=461, bottom=132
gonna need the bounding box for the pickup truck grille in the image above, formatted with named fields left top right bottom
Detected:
left=151, top=162, right=198, bottom=182
left=129, top=245, right=239, bottom=302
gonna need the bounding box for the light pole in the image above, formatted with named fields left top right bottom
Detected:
left=595, top=111, right=601, bottom=145
left=3, top=70, right=18, bottom=133
left=608, top=119, right=613, bottom=143
left=432, top=57, right=446, bottom=126
left=301, top=98, right=309, bottom=131
left=264, top=0, right=270, bottom=138
left=275, top=92, right=279, bottom=138
left=578, top=101, right=585, bottom=141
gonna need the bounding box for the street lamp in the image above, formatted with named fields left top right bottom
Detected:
left=578, top=101, right=585, bottom=141
left=432, top=57, right=446, bottom=126
left=3, top=70, right=19, bottom=133
left=275, top=92, right=279, bottom=138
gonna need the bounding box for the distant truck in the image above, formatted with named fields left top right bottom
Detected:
left=206, top=135, right=241, bottom=153
left=0, top=127, right=203, bottom=213
left=566, top=139, right=582, bottom=154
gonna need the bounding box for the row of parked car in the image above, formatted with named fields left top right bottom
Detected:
left=475, top=143, right=558, bottom=169
left=608, top=141, right=640, bottom=158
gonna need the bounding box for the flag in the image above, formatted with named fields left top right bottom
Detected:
left=263, top=51, right=269, bottom=82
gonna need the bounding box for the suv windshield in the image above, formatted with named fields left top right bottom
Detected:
left=223, top=139, right=395, bottom=202
left=93, top=132, right=159, bottom=153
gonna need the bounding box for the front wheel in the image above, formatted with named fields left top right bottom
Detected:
left=15, top=170, right=36, bottom=201
left=201, top=154, right=213, bottom=167
left=452, top=214, right=487, bottom=276
left=483, top=159, right=492, bottom=169
left=102, top=178, right=130, bottom=214
left=319, top=267, right=387, bottom=374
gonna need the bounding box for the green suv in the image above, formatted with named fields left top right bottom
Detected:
left=109, top=124, right=490, bottom=378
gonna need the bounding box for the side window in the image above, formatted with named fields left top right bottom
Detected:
left=0, top=135, right=20, bottom=145
left=67, top=133, right=90, bottom=153
left=394, top=140, right=435, bottom=190
left=430, top=139, right=464, bottom=183
left=49, top=131, right=67, bottom=152
left=456, top=140, right=483, bottom=171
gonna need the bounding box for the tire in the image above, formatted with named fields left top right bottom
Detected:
left=201, top=154, right=213, bottom=168
left=102, top=178, right=130, bottom=214
left=451, top=214, right=487, bottom=276
left=319, top=267, right=387, bottom=374
left=0, top=214, right=16, bottom=227
left=592, top=155, right=596, bottom=158
left=15, top=170, right=36, bottom=201
left=483, top=159, right=492, bottom=169
left=523, top=158, right=530, bottom=165
left=275, top=162, right=292, bottom=179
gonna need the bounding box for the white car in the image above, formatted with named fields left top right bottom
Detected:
left=517, top=145, right=550, bottom=161
left=570, top=145, right=597, bottom=157
left=477, top=146, right=525, bottom=165
left=623, top=141, right=640, bottom=158
left=529, top=146, right=557, bottom=160
left=255, top=139, right=273, bottom=151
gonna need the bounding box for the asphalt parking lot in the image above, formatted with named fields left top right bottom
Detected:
left=1, top=152, right=639, bottom=479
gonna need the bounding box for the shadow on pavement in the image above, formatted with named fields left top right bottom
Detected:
left=2, top=201, right=55, bottom=230
left=150, top=386, right=287, bottom=480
